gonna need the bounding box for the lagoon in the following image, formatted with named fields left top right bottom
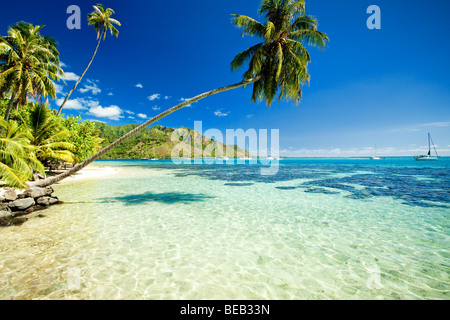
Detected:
left=0, top=158, right=449, bottom=299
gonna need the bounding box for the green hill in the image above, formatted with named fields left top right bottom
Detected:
left=95, top=123, right=250, bottom=159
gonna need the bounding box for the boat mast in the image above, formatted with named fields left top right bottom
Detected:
left=429, top=133, right=439, bottom=157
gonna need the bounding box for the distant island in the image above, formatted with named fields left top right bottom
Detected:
left=95, top=123, right=251, bottom=160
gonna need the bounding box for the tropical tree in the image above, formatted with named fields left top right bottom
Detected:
left=0, top=119, right=44, bottom=188
left=0, top=22, right=63, bottom=121
left=60, top=115, right=103, bottom=162
left=30, top=0, right=328, bottom=188
left=56, top=4, right=121, bottom=115
left=24, top=104, right=75, bottom=165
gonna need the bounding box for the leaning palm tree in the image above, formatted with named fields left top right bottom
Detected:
left=30, top=0, right=328, bottom=188
left=56, top=4, right=121, bottom=116
left=0, top=119, right=44, bottom=188
left=0, top=22, right=63, bottom=121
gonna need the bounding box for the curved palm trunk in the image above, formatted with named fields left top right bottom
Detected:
left=29, top=77, right=260, bottom=188
left=4, top=92, right=17, bottom=121
left=56, top=35, right=103, bottom=116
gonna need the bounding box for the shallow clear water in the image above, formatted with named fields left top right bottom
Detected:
left=0, top=158, right=449, bottom=299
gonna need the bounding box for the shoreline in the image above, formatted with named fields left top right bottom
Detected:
left=0, top=165, right=120, bottom=227
left=53, top=164, right=120, bottom=184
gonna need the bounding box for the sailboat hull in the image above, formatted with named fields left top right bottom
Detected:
left=415, top=133, right=439, bottom=161
left=414, top=156, right=438, bottom=161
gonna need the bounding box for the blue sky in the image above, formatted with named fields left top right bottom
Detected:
left=2, top=0, right=450, bottom=156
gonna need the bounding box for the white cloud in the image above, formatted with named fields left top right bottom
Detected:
left=136, top=83, right=143, bottom=88
left=421, top=122, right=450, bottom=127
left=164, top=96, right=171, bottom=100
left=88, top=105, right=123, bottom=121
left=124, top=110, right=135, bottom=115
left=85, top=119, right=106, bottom=124
left=63, top=72, right=80, bottom=81
left=108, top=92, right=114, bottom=96
left=137, top=113, right=147, bottom=119
left=79, top=80, right=101, bottom=95
left=54, top=84, right=65, bottom=95
left=152, top=106, right=161, bottom=111
left=246, top=114, right=254, bottom=119
left=148, top=93, right=160, bottom=101
left=59, top=61, right=68, bottom=68
left=56, top=97, right=87, bottom=110
left=214, top=109, right=230, bottom=117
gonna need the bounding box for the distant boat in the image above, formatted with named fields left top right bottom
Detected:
left=150, top=147, right=158, bottom=160
left=240, top=142, right=252, bottom=160
left=266, top=156, right=281, bottom=160
left=370, top=144, right=384, bottom=160
left=415, top=133, right=439, bottom=161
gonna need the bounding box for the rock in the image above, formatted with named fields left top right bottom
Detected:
left=24, top=187, right=53, bottom=199
left=25, top=207, right=35, bottom=214
left=4, top=189, right=18, bottom=201
left=48, top=197, right=59, bottom=205
left=0, top=204, right=10, bottom=211
left=36, top=196, right=59, bottom=206
left=8, top=198, right=35, bottom=211
left=45, top=186, right=54, bottom=195
left=37, top=197, right=50, bottom=206
left=24, top=187, right=46, bottom=198
left=0, top=211, right=13, bottom=219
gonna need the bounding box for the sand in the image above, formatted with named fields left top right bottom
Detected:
left=57, top=165, right=120, bottom=183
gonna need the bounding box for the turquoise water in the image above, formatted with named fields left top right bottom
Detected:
left=0, top=157, right=449, bottom=299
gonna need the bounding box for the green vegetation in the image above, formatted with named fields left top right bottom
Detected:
left=61, top=116, right=103, bottom=162
left=24, top=104, right=75, bottom=164
left=95, top=123, right=248, bottom=159
left=0, top=99, right=102, bottom=187
left=0, top=22, right=63, bottom=121
left=57, top=4, right=121, bottom=115
left=231, top=0, right=328, bottom=105
left=0, top=1, right=327, bottom=188
left=32, top=0, right=327, bottom=188
left=0, top=118, right=44, bottom=188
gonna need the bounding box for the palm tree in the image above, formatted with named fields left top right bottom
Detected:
left=0, top=22, right=63, bottom=121
left=25, top=104, right=75, bottom=165
left=30, top=0, right=328, bottom=188
left=56, top=4, right=121, bottom=116
left=0, top=119, right=44, bottom=188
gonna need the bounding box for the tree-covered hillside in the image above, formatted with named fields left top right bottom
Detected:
left=95, top=123, right=249, bottom=159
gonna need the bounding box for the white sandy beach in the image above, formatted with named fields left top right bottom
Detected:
left=57, top=165, right=120, bottom=183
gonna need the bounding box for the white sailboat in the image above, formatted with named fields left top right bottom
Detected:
left=370, top=144, right=384, bottom=160
left=239, top=141, right=252, bottom=160
left=150, top=147, right=158, bottom=160
left=415, top=133, right=439, bottom=161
